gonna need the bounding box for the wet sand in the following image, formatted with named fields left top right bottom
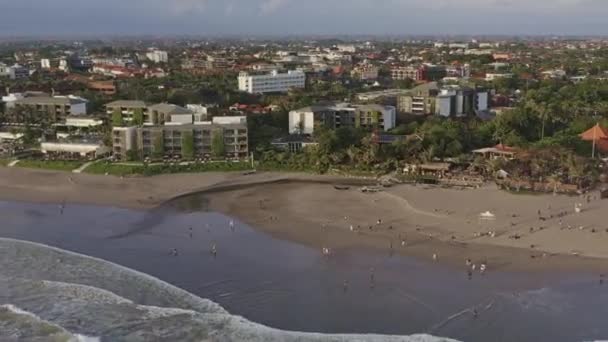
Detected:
left=205, top=182, right=608, bottom=273
left=1, top=167, right=608, bottom=272
left=2, top=201, right=608, bottom=342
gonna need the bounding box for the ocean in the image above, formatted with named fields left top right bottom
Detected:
left=0, top=200, right=607, bottom=341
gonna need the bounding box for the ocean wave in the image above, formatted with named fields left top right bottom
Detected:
left=0, top=304, right=100, bottom=342
left=0, top=238, right=459, bottom=342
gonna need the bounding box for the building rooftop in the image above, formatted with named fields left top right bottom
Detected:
left=106, top=100, right=147, bottom=108
left=15, top=96, right=87, bottom=106
left=148, top=103, right=192, bottom=115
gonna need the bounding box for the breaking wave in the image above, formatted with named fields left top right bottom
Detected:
left=0, top=238, right=458, bottom=341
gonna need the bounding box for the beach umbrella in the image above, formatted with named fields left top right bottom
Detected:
left=580, top=124, right=608, bottom=158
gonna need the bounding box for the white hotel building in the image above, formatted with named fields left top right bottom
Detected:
left=238, top=70, right=305, bottom=94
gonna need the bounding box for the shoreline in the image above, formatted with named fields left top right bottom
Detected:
left=203, top=180, right=608, bottom=273
left=1, top=167, right=608, bottom=273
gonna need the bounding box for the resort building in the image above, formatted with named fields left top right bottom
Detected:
left=40, top=138, right=111, bottom=160
left=13, top=95, right=88, bottom=123
left=111, top=127, right=138, bottom=160
left=271, top=134, right=318, bottom=153
left=436, top=86, right=489, bottom=117
left=106, top=100, right=148, bottom=124
left=397, top=82, right=489, bottom=117
left=289, top=103, right=396, bottom=135
left=112, top=116, right=248, bottom=160
left=107, top=101, right=208, bottom=126
left=397, top=82, right=441, bottom=115
left=238, top=70, right=306, bottom=94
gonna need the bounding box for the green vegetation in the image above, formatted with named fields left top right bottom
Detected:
left=85, top=161, right=252, bottom=177
left=211, top=130, right=225, bottom=158
left=152, top=135, right=164, bottom=159
left=126, top=150, right=141, bottom=162
left=0, top=158, right=13, bottom=167
left=84, top=162, right=144, bottom=176
left=181, top=131, right=194, bottom=160
left=132, top=108, right=144, bottom=126
left=112, top=109, right=124, bottom=127
left=16, top=159, right=83, bottom=171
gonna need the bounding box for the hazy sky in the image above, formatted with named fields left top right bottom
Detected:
left=1, top=0, right=608, bottom=36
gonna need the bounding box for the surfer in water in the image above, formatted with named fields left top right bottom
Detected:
left=211, top=243, right=217, bottom=257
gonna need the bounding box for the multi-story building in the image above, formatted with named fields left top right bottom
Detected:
left=108, top=101, right=210, bottom=126
left=238, top=70, right=305, bottom=94
left=106, top=100, right=148, bottom=124
left=397, top=82, right=441, bottom=115
left=391, top=65, right=446, bottom=82
left=112, top=126, right=138, bottom=160
left=146, top=50, right=169, bottom=63
left=13, top=96, right=88, bottom=123
left=421, top=64, right=448, bottom=82
left=436, top=86, right=489, bottom=117
left=351, top=64, right=379, bottom=81
left=87, top=81, right=116, bottom=95
left=289, top=103, right=396, bottom=135
left=40, top=59, right=51, bottom=69
left=397, top=82, right=489, bottom=117
left=0, top=63, right=29, bottom=80
left=336, top=44, right=356, bottom=53
left=112, top=116, right=248, bottom=160
left=67, top=55, right=93, bottom=72
left=391, top=66, right=423, bottom=81
left=148, top=103, right=194, bottom=125
left=205, top=56, right=231, bottom=70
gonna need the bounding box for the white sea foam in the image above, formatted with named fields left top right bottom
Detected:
left=0, top=304, right=101, bottom=342
left=0, top=238, right=460, bottom=342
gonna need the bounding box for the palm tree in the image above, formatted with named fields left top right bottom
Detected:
left=345, top=146, right=359, bottom=164
left=420, top=146, right=435, bottom=165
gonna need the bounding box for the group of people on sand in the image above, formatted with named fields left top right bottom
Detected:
left=465, top=258, right=487, bottom=279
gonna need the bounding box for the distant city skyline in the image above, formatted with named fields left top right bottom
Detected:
left=1, top=0, right=608, bottom=36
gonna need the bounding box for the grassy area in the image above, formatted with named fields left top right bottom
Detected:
left=16, top=159, right=83, bottom=171
left=0, top=158, right=13, bottom=167
left=85, top=161, right=253, bottom=176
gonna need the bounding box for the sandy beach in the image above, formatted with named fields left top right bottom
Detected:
left=207, top=180, right=608, bottom=273
left=1, top=167, right=608, bottom=272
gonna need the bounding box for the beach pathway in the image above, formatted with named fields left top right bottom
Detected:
left=72, top=161, right=96, bottom=174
